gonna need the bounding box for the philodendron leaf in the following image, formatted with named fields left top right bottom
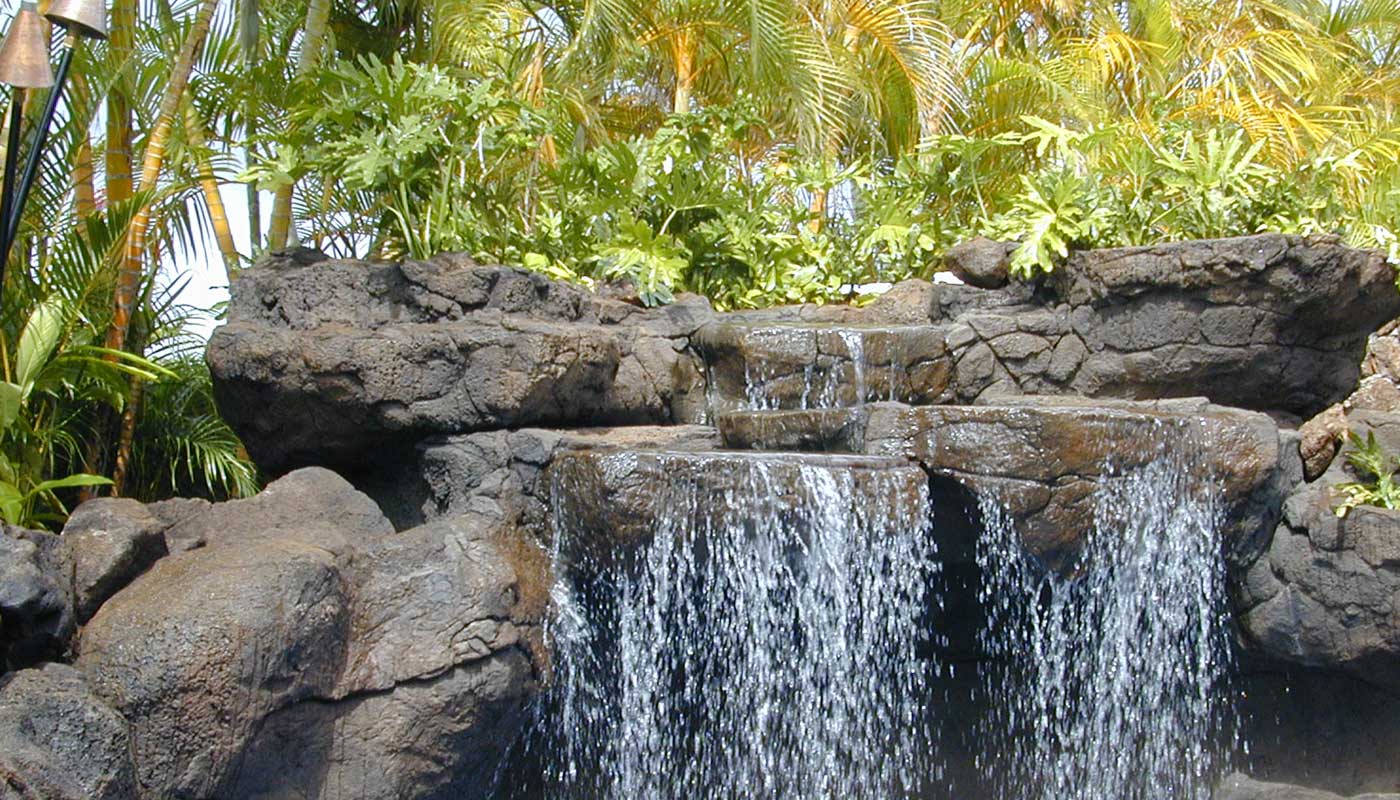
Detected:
left=14, top=299, right=67, bottom=396
left=0, top=382, right=21, bottom=429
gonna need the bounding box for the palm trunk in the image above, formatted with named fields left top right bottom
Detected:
left=105, top=0, right=137, bottom=208
left=106, top=0, right=218, bottom=355
left=266, top=0, right=333, bottom=250
left=184, top=102, right=240, bottom=278
left=673, top=36, right=695, bottom=113
left=70, top=76, right=96, bottom=218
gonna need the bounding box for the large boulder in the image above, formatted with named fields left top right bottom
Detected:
left=209, top=252, right=712, bottom=473
left=0, top=663, right=136, bottom=799
left=720, top=397, right=1299, bottom=572
left=0, top=526, right=72, bottom=669
left=58, top=498, right=168, bottom=622
left=362, top=423, right=721, bottom=530
left=943, top=236, right=1014, bottom=288
left=1236, top=410, right=1400, bottom=691
left=73, top=468, right=549, bottom=800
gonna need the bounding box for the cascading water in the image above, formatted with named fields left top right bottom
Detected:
left=974, top=434, right=1237, bottom=800
left=732, top=326, right=910, bottom=411
left=523, top=451, right=941, bottom=800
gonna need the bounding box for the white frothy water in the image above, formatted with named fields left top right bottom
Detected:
left=535, top=452, right=940, bottom=800
left=974, top=441, right=1236, bottom=800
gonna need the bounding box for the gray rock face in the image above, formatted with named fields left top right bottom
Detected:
left=1237, top=411, right=1400, bottom=691
left=0, top=527, right=72, bottom=669
left=210, top=236, right=1398, bottom=480
left=209, top=252, right=712, bottom=472
left=720, top=397, right=1298, bottom=571
left=1215, top=773, right=1400, bottom=800
left=74, top=468, right=549, bottom=800
left=365, top=424, right=721, bottom=531
left=0, top=663, right=136, bottom=800
left=944, top=236, right=1015, bottom=288
left=59, top=499, right=168, bottom=622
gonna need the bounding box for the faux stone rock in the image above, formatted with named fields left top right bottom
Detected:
left=0, top=663, right=136, bottom=800
left=0, top=527, right=72, bottom=669
left=720, top=397, right=1298, bottom=572
left=944, top=236, right=1015, bottom=288
left=383, top=424, right=721, bottom=532
left=74, top=468, right=547, bottom=799
left=1215, top=773, right=1400, bottom=800
left=209, top=254, right=712, bottom=472
left=545, top=450, right=925, bottom=556
left=1299, top=405, right=1347, bottom=481
left=59, top=498, right=168, bottom=622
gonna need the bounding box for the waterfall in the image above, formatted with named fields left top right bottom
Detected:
left=974, top=441, right=1236, bottom=800
left=531, top=452, right=940, bottom=800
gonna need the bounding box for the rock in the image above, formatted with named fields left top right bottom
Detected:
left=692, top=322, right=954, bottom=415
left=545, top=450, right=926, bottom=556
left=1300, top=405, right=1347, bottom=481
left=720, top=397, right=1298, bottom=572
left=74, top=468, right=547, bottom=799
left=209, top=255, right=711, bottom=473
left=377, top=424, right=721, bottom=531
left=0, top=526, right=72, bottom=669
left=1215, top=773, right=1400, bottom=799
left=944, top=237, right=1015, bottom=289
left=1236, top=409, right=1400, bottom=691
left=0, top=663, right=136, bottom=800
left=1053, top=235, right=1400, bottom=417
left=59, top=498, right=168, bottom=622
left=211, top=236, right=1398, bottom=479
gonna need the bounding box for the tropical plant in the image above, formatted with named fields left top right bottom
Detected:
left=1334, top=431, right=1400, bottom=517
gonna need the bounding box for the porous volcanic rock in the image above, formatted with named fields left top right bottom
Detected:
left=209, top=251, right=713, bottom=472
left=1215, top=773, right=1400, bottom=800
left=73, top=467, right=549, bottom=800
left=361, top=423, right=721, bottom=531
left=210, top=236, right=1398, bottom=480
left=720, top=397, right=1299, bottom=571
left=58, top=498, right=168, bottom=622
left=0, top=526, right=72, bottom=669
left=0, top=663, right=136, bottom=800
left=944, top=236, right=1015, bottom=288
left=1236, top=410, right=1400, bottom=691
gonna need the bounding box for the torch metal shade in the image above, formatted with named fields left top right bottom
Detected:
left=0, top=5, right=53, bottom=88
left=43, top=0, right=107, bottom=40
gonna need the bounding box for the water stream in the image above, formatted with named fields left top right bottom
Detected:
left=974, top=443, right=1236, bottom=800
left=529, top=452, right=940, bottom=800
left=503, top=430, right=1239, bottom=799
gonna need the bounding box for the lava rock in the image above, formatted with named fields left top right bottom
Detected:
left=1237, top=409, right=1400, bottom=691
left=720, top=397, right=1299, bottom=572
left=0, top=526, right=73, bottom=669
left=208, top=255, right=712, bottom=473
left=1215, top=773, right=1400, bottom=799
left=59, top=498, right=169, bottom=622
left=0, top=663, right=136, bottom=800
left=73, top=468, right=548, bottom=799
left=944, top=236, right=1015, bottom=289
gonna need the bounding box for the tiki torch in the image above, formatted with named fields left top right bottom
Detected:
left=0, top=0, right=106, bottom=299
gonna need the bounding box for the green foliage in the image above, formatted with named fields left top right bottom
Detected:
left=1334, top=431, right=1400, bottom=517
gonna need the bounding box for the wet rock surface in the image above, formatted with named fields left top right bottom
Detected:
left=1215, top=773, right=1400, bottom=799
left=720, top=397, right=1298, bottom=571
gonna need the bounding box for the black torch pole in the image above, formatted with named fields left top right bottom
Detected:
left=0, top=33, right=76, bottom=297
left=0, top=88, right=26, bottom=246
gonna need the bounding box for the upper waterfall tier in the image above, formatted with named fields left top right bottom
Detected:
left=544, top=449, right=927, bottom=554
left=209, top=235, right=1398, bottom=472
